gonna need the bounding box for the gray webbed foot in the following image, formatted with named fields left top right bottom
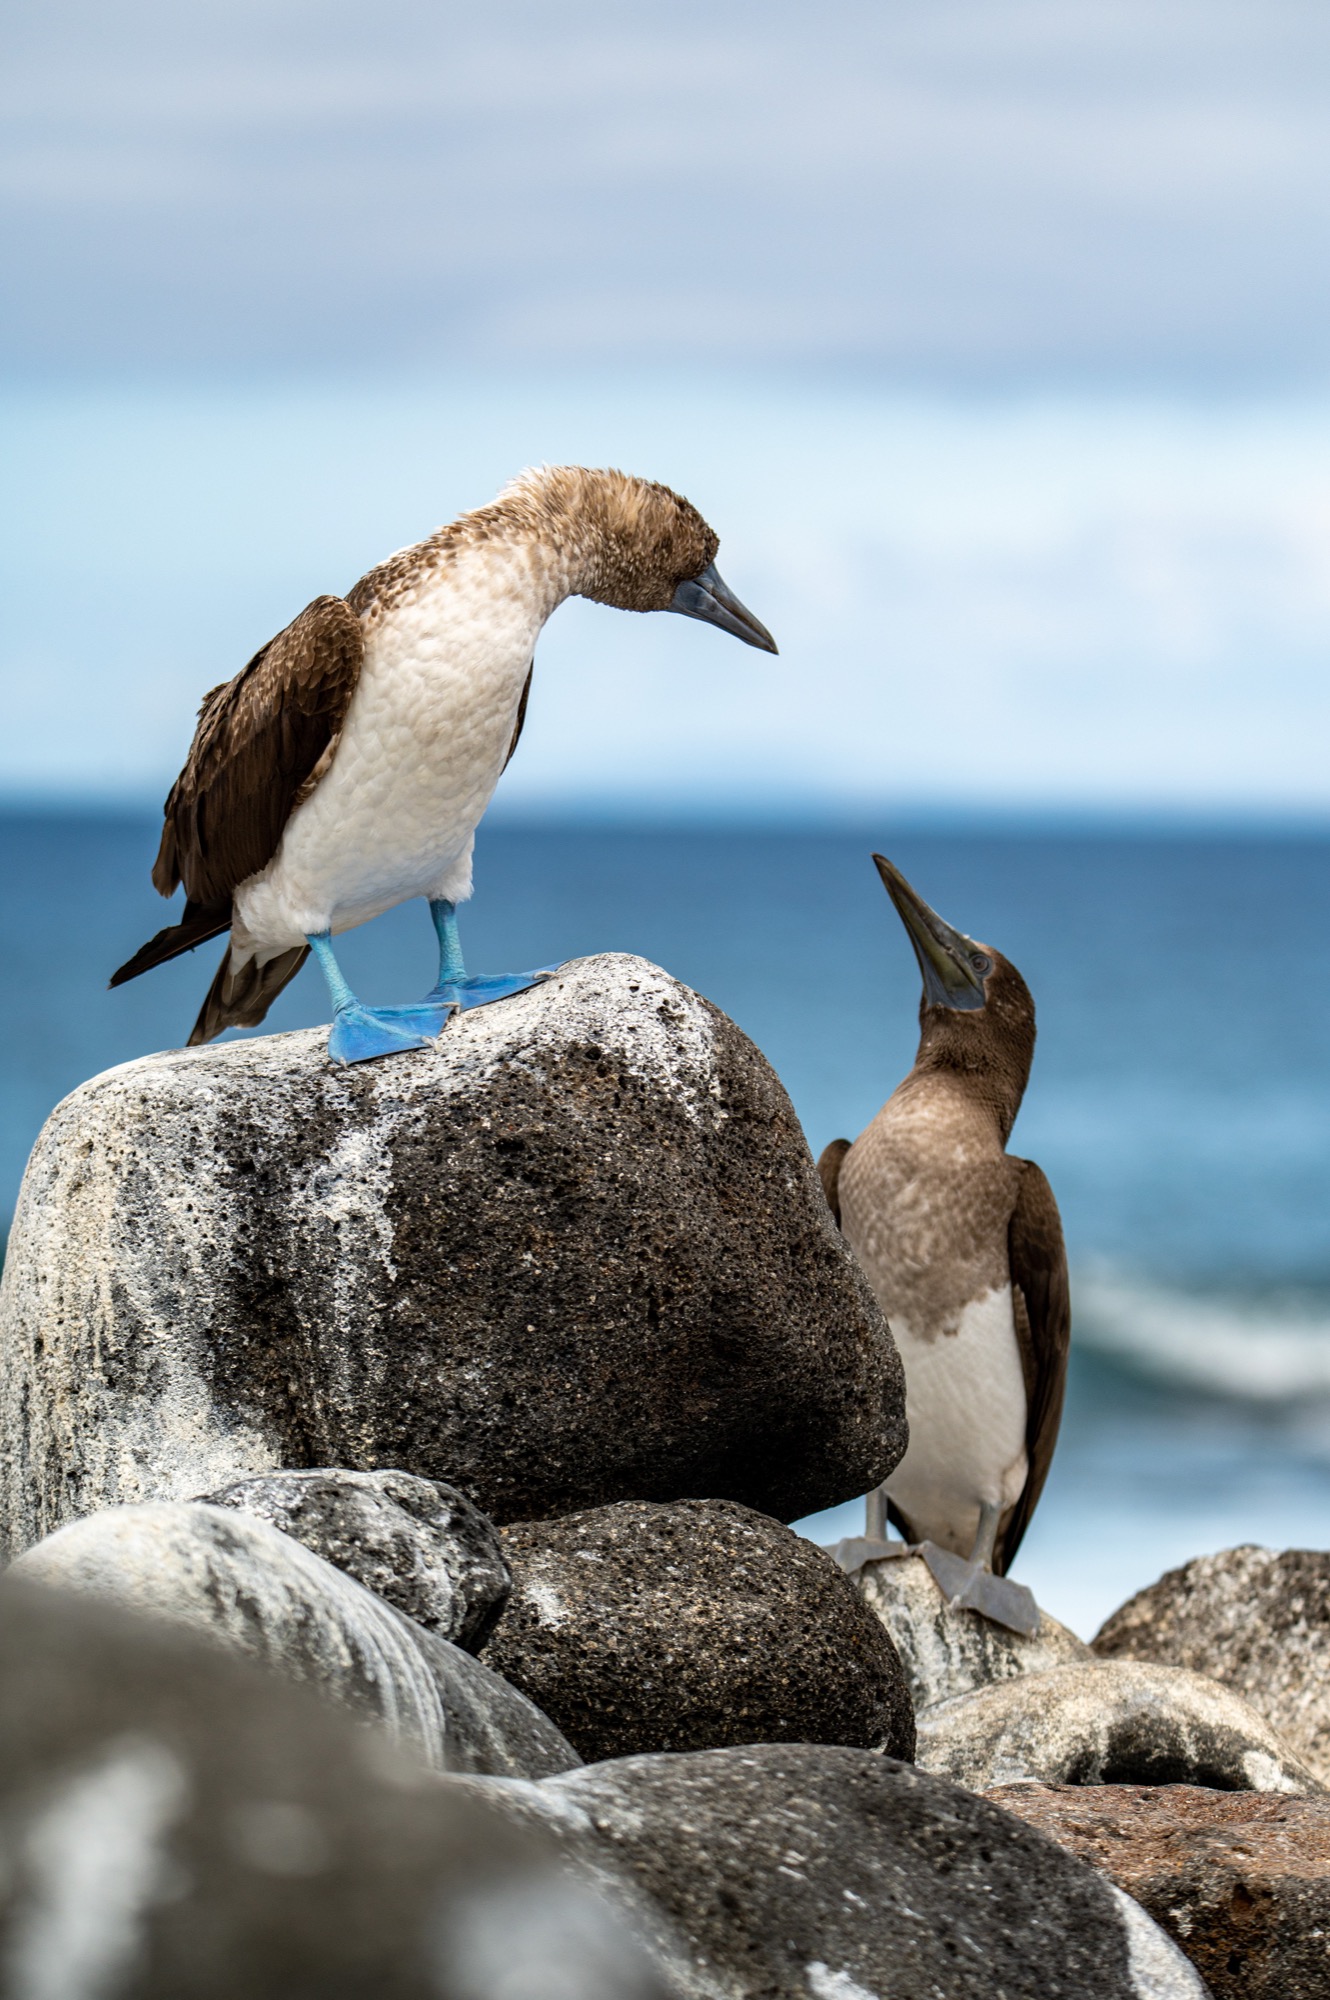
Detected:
left=918, top=1540, right=1040, bottom=1638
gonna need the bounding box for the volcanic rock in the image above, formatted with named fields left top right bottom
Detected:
left=0, top=1574, right=671, bottom=2000
left=205, top=1466, right=510, bottom=1652
left=0, top=954, right=904, bottom=1554
left=916, top=1658, right=1321, bottom=1795
left=1094, top=1543, right=1330, bottom=1786
left=482, top=1498, right=914, bottom=1762
left=852, top=1548, right=1090, bottom=1712
left=459, top=1743, right=1207, bottom=1998
left=990, top=1782, right=1330, bottom=2000
left=11, top=1501, right=577, bottom=1779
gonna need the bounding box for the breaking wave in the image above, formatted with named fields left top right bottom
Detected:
left=1073, top=1267, right=1330, bottom=1404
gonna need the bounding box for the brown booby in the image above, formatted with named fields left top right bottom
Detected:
left=110, top=466, right=776, bottom=1062
left=820, top=855, right=1070, bottom=1635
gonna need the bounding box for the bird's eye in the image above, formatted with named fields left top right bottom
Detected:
left=970, top=953, right=992, bottom=974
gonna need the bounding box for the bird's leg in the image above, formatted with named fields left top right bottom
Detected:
left=417, top=898, right=560, bottom=1014
left=968, top=1500, right=1002, bottom=1569
left=307, top=931, right=450, bottom=1065
left=917, top=1500, right=1040, bottom=1638
left=829, top=1483, right=908, bottom=1575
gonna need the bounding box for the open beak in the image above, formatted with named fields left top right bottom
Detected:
left=873, top=854, right=988, bottom=1012
left=670, top=562, right=778, bottom=653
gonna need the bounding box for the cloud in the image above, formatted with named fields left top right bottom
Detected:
left=4, top=373, right=1330, bottom=810
left=4, top=0, right=1330, bottom=377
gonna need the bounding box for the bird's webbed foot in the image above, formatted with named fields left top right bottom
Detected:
left=436, top=968, right=560, bottom=1012
left=917, top=1540, right=1041, bottom=1638
left=326, top=1000, right=451, bottom=1066
left=829, top=1535, right=913, bottom=1575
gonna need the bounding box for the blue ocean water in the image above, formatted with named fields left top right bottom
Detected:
left=2, top=811, right=1328, bottom=1634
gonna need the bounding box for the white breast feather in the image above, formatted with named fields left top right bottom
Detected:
left=234, top=547, right=547, bottom=952
left=884, top=1285, right=1030, bottom=1557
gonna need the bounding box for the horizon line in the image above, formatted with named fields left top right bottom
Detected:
left=3, top=792, right=1330, bottom=839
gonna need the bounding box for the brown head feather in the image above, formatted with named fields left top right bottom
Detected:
left=913, top=952, right=1037, bottom=1145
left=346, top=466, right=720, bottom=622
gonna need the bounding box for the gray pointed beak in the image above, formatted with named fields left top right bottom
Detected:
left=670, top=561, right=778, bottom=653
left=872, top=854, right=989, bottom=1012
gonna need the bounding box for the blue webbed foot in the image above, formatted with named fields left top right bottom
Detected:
left=437, top=968, right=560, bottom=1013
left=327, top=1001, right=449, bottom=1066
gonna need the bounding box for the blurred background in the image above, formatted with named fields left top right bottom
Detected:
left=4, top=0, right=1330, bottom=1632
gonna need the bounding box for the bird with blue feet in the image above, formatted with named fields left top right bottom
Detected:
left=820, top=855, right=1070, bottom=1637
left=110, top=466, right=777, bottom=1063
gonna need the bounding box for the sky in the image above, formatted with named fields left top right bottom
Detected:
left=4, top=1, right=1330, bottom=811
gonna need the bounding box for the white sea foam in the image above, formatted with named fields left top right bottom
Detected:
left=1073, top=1267, right=1330, bottom=1403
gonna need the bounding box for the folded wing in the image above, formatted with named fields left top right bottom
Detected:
left=111, top=596, right=364, bottom=985
left=997, top=1157, right=1071, bottom=1574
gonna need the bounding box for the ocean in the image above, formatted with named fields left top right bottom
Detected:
left=2, top=810, right=1327, bottom=1637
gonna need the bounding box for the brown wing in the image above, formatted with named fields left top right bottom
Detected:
left=151, top=595, right=364, bottom=909
left=502, top=659, right=534, bottom=774
left=817, top=1138, right=851, bottom=1225
left=995, top=1158, right=1071, bottom=1574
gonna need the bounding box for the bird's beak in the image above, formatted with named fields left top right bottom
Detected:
left=872, top=854, right=988, bottom=1012
left=670, top=562, right=778, bottom=653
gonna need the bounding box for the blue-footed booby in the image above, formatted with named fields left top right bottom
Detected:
left=111, top=466, right=776, bottom=1063
left=821, top=855, right=1070, bottom=1636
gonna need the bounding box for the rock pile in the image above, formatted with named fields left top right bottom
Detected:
left=459, top=1744, right=1208, bottom=1999
left=1094, top=1543, right=1330, bottom=1786
left=482, top=1497, right=915, bottom=1761
left=0, top=1575, right=667, bottom=2000
left=991, top=1782, right=1330, bottom=2000
left=915, top=1657, right=1319, bottom=1794
left=0, top=955, right=903, bottom=1551
left=853, top=1547, right=1089, bottom=1711
left=844, top=1545, right=1330, bottom=1994
left=206, top=1466, right=511, bottom=1651
left=11, top=1500, right=577, bottom=1780
left=0, top=959, right=1290, bottom=1991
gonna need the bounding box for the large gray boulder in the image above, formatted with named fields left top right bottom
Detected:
left=991, top=1781, right=1330, bottom=2000
left=916, top=1658, right=1321, bottom=1795
left=1094, top=1544, right=1330, bottom=1787
left=482, top=1498, right=915, bottom=1762
left=852, top=1548, right=1090, bottom=1712
left=0, top=1574, right=671, bottom=2000
left=460, top=1744, right=1208, bottom=1998
left=0, top=954, right=903, bottom=1554
left=205, top=1466, right=510, bottom=1652
left=11, top=1501, right=578, bottom=1779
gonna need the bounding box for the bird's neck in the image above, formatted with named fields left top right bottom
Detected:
left=457, top=473, right=627, bottom=614
left=903, top=1047, right=1025, bottom=1149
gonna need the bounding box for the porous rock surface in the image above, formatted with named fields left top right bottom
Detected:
left=482, top=1498, right=915, bottom=1762
left=0, top=954, right=904, bottom=1553
left=853, top=1548, right=1090, bottom=1712
left=1095, top=1543, right=1330, bottom=1786
left=459, top=1743, right=1208, bottom=1998
left=990, top=1782, right=1330, bottom=2000
left=205, top=1466, right=510, bottom=1652
left=916, top=1658, right=1321, bottom=1795
left=0, top=1575, right=671, bottom=2000
left=12, top=1501, right=577, bottom=1779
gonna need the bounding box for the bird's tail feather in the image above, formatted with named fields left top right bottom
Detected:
left=188, top=944, right=310, bottom=1045
left=109, top=903, right=231, bottom=987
